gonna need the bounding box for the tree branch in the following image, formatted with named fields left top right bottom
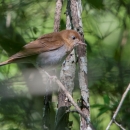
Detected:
left=54, top=0, right=64, bottom=32
left=114, top=121, right=125, bottom=130
left=43, top=70, right=90, bottom=123
left=106, top=84, right=130, bottom=130
left=70, top=0, right=91, bottom=129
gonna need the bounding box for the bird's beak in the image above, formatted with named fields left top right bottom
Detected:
left=78, top=41, right=86, bottom=46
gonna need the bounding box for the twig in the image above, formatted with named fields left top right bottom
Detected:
left=54, top=0, right=63, bottom=32
left=58, top=0, right=75, bottom=108
left=43, top=70, right=90, bottom=124
left=66, top=109, right=79, bottom=114
left=70, top=0, right=91, bottom=129
left=114, top=120, right=126, bottom=130
left=106, top=84, right=130, bottom=130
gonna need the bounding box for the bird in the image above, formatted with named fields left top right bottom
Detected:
left=0, top=30, right=85, bottom=68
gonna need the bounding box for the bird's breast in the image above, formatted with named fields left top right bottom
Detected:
left=36, top=45, right=67, bottom=68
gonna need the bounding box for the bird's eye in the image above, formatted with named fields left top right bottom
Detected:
left=72, top=36, right=76, bottom=40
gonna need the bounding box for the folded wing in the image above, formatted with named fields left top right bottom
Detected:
left=0, top=32, right=64, bottom=66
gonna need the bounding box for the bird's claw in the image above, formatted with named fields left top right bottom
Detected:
left=49, top=75, right=57, bottom=83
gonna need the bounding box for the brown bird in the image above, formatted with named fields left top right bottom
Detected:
left=0, top=30, right=85, bottom=68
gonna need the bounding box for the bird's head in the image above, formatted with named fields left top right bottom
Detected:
left=60, top=30, right=86, bottom=52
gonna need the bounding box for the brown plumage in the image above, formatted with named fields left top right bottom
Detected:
left=0, top=30, right=85, bottom=68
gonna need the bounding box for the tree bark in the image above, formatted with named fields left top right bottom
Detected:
left=42, top=0, right=64, bottom=129
left=70, top=0, right=92, bottom=129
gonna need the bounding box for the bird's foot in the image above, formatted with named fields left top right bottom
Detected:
left=49, top=75, right=57, bottom=83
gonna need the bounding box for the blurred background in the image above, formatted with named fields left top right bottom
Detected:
left=0, top=0, right=130, bottom=129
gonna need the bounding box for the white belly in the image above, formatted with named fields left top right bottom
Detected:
left=36, top=45, right=67, bottom=68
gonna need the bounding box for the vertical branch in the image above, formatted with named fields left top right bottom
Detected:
left=106, top=84, right=130, bottom=130
left=58, top=0, right=75, bottom=108
left=54, top=0, right=64, bottom=32
left=56, top=0, right=76, bottom=129
left=43, top=0, right=63, bottom=129
left=43, top=90, right=53, bottom=129
left=41, top=70, right=54, bottom=130
left=70, top=0, right=92, bottom=129
left=66, top=0, right=72, bottom=30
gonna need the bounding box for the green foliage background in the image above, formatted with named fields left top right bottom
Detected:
left=0, top=0, right=130, bottom=130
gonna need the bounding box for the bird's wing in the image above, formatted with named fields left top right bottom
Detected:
left=10, top=33, right=64, bottom=59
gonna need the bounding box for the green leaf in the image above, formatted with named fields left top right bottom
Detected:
left=33, top=27, right=38, bottom=34
left=55, top=107, right=70, bottom=130
left=103, top=94, right=110, bottom=105
left=87, top=0, right=104, bottom=9
left=97, top=107, right=109, bottom=117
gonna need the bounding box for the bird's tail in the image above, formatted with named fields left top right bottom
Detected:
left=0, top=60, right=9, bottom=66
left=0, top=59, right=13, bottom=66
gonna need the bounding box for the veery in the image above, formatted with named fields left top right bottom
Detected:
left=0, top=30, right=85, bottom=68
